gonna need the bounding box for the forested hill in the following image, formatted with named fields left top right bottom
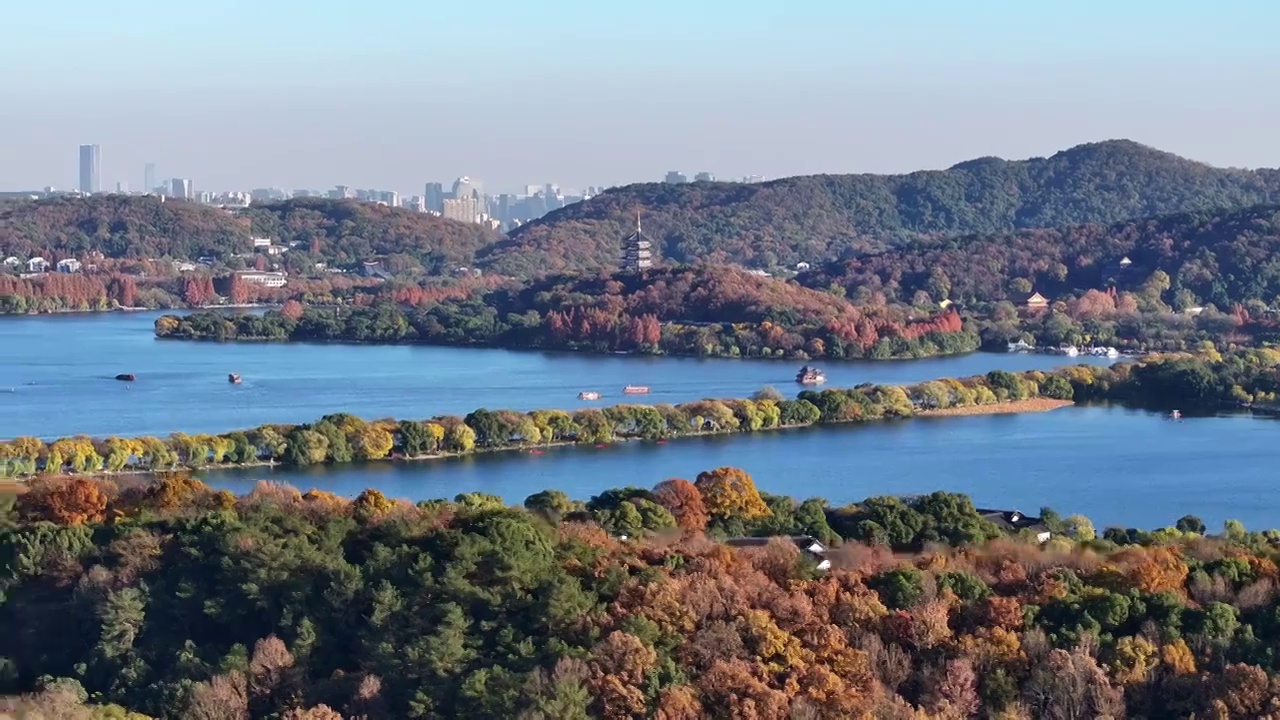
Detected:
left=799, top=204, right=1280, bottom=310
left=0, top=196, right=500, bottom=274
left=481, top=140, right=1280, bottom=276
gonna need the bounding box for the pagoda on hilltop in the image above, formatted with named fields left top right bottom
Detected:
left=621, top=209, right=653, bottom=272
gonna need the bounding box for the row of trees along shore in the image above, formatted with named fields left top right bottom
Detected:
left=6, top=465, right=1280, bottom=718
left=4, top=346, right=1279, bottom=478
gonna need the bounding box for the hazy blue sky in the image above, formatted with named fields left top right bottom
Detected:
left=4, top=0, right=1279, bottom=194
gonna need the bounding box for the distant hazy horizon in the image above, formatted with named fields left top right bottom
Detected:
left=4, top=0, right=1278, bottom=194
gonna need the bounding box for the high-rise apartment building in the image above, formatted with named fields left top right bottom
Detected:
left=79, top=145, right=101, bottom=194
left=663, top=171, right=688, bottom=184
left=694, top=172, right=715, bottom=182
left=170, top=178, right=193, bottom=200
left=144, top=163, right=156, bottom=193
left=442, top=196, right=479, bottom=224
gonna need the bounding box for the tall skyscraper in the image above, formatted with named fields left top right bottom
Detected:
left=78, top=145, right=101, bottom=194
left=144, top=163, right=156, bottom=193
left=424, top=182, right=444, bottom=212
left=450, top=176, right=486, bottom=218
left=170, top=178, right=193, bottom=200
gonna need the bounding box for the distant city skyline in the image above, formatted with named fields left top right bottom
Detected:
left=5, top=144, right=765, bottom=231
left=12, top=143, right=747, bottom=198
left=3, top=1, right=1279, bottom=191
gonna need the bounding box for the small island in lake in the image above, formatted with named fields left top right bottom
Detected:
left=152, top=265, right=977, bottom=361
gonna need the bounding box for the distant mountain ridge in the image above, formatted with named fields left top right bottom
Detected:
left=481, top=140, right=1280, bottom=276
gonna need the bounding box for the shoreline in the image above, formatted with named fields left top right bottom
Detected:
left=0, top=303, right=281, bottom=318
left=918, top=398, right=1074, bottom=417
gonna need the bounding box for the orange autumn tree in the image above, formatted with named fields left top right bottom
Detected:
left=19, top=476, right=111, bottom=525
left=694, top=467, right=771, bottom=524
left=652, top=478, right=709, bottom=532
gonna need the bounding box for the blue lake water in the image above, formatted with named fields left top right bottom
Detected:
left=5, top=311, right=1274, bottom=532
left=198, top=406, right=1279, bottom=532
left=0, top=310, right=1114, bottom=439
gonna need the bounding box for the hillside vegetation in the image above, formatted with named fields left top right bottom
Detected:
left=0, top=196, right=498, bottom=275
left=484, top=140, right=1280, bottom=275
left=801, top=205, right=1280, bottom=310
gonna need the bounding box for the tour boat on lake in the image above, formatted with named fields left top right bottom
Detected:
left=228, top=373, right=242, bottom=384
left=623, top=385, right=650, bottom=395
left=115, top=373, right=135, bottom=382
left=578, top=391, right=600, bottom=400
left=795, top=365, right=826, bottom=385
left=1169, top=409, right=1182, bottom=420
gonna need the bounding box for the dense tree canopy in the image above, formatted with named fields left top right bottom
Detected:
left=485, top=140, right=1280, bottom=275
left=801, top=204, right=1280, bottom=311
left=5, top=471, right=1280, bottom=719
left=155, top=266, right=976, bottom=360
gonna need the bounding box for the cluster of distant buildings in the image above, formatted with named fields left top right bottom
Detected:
left=0, top=146, right=773, bottom=233
left=3, top=255, right=85, bottom=277
left=662, top=170, right=765, bottom=185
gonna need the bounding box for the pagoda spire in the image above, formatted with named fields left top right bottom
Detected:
left=620, top=206, right=653, bottom=272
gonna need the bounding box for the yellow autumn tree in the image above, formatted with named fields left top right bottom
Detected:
left=354, top=425, right=394, bottom=460
left=694, top=466, right=771, bottom=523
left=1160, top=638, right=1197, bottom=675
left=1110, top=635, right=1159, bottom=685
left=352, top=489, right=395, bottom=521
left=3, top=436, right=44, bottom=475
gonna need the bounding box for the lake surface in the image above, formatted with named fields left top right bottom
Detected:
left=0, top=311, right=1115, bottom=439
left=201, top=406, right=1279, bottom=532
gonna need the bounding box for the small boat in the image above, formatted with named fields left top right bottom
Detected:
left=228, top=373, right=242, bottom=384
left=115, top=373, right=136, bottom=382
left=796, top=365, right=826, bottom=385
left=1169, top=409, right=1182, bottom=420
left=623, top=385, right=650, bottom=395
left=578, top=391, right=600, bottom=400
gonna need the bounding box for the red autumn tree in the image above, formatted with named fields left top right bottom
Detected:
left=280, top=300, right=305, bottom=321
left=653, top=478, right=709, bottom=532
left=109, top=275, right=137, bottom=307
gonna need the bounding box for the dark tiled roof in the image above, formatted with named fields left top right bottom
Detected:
left=976, top=509, right=1049, bottom=532
left=725, top=535, right=825, bottom=553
